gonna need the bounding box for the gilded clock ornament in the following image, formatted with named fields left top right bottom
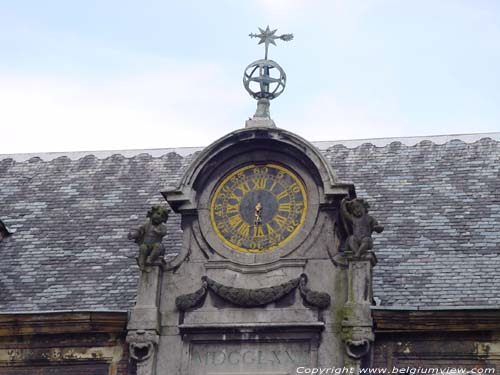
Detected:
left=210, top=163, right=307, bottom=252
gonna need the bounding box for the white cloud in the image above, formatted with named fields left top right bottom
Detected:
left=277, top=91, right=410, bottom=142
left=253, top=0, right=306, bottom=22
left=0, top=62, right=248, bottom=153
left=2, top=69, right=492, bottom=155
left=252, top=0, right=376, bottom=27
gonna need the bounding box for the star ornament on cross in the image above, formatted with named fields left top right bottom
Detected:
left=249, top=26, right=294, bottom=59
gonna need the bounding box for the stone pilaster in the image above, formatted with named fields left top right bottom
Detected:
left=342, top=251, right=377, bottom=370
left=127, top=265, right=163, bottom=375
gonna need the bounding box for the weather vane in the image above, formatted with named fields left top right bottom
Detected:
left=249, top=26, right=294, bottom=60
left=243, top=26, right=293, bottom=128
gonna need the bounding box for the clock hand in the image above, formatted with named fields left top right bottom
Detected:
left=254, top=202, right=263, bottom=226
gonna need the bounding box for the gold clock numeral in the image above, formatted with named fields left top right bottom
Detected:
left=278, top=202, right=292, bottom=213
left=266, top=223, right=275, bottom=236
left=276, top=190, right=289, bottom=200
left=254, top=225, right=265, bottom=238
left=252, top=177, right=267, bottom=190
left=239, top=181, right=252, bottom=195
left=221, top=184, right=232, bottom=195
left=236, top=222, right=251, bottom=237
left=273, top=214, right=288, bottom=227
left=229, top=191, right=242, bottom=202
left=269, top=179, right=279, bottom=192
left=287, top=183, right=300, bottom=193
left=268, top=232, right=282, bottom=245
left=248, top=240, right=258, bottom=249
left=226, top=204, right=239, bottom=214
left=228, top=214, right=243, bottom=227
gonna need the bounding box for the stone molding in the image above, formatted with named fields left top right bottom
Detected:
left=204, top=258, right=307, bottom=274
left=372, top=308, right=500, bottom=332
left=163, top=127, right=353, bottom=213
left=0, top=312, right=127, bottom=373
left=0, top=311, right=127, bottom=337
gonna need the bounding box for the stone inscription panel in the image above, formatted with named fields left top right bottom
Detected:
left=188, top=341, right=311, bottom=375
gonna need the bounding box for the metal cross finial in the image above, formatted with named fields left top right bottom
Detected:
left=249, top=25, right=293, bottom=59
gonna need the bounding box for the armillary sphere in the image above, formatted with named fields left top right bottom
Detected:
left=243, top=59, right=287, bottom=100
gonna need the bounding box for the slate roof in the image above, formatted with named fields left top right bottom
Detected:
left=1, top=133, right=499, bottom=312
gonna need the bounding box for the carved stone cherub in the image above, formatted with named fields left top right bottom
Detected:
left=128, top=205, right=170, bottom=270
left=340, top=197, right=384, bottom=257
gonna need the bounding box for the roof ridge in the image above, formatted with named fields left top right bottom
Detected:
left=1, top=132, right=499, bottom=162
left=315, top=131, right=500, bottom=150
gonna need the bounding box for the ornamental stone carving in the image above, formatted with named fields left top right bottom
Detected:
left=175, top=274, right=331, bottom=311
left=174, top=278, right=208, bottom=312
left=340, top=197, right=384, bottom=257
left=127, top=330, right=159, bottom=362
left=128, top=205, right=170, bottom=270
left=298, top=274, right=331, bottom=309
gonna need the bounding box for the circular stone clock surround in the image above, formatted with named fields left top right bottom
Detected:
left=197, top=150, right=321, bottom=263
left=210, top=163, right=308, bottom=253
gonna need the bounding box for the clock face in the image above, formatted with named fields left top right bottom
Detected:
left=210, top=163, right=307, bottom=253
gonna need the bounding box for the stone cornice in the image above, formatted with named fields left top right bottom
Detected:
left=372, top=308, right=500, bottom=332
left=0, top=311, right=127, bottom=336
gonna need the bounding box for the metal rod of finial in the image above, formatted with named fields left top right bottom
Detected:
left=244, top=26, right=292, bottom=128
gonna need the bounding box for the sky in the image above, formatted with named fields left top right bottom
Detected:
left=0, top=0, right=499, bottom=154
